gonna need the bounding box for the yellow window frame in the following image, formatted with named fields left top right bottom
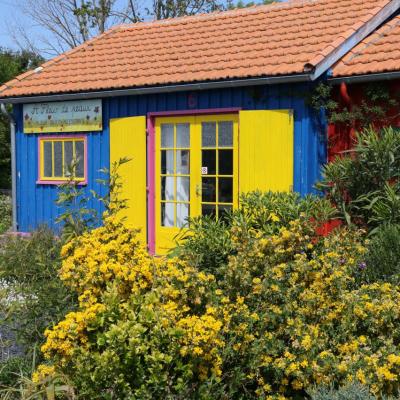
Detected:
left=38, top=136, right=87, bottom=183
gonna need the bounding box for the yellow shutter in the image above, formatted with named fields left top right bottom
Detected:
left=239, top=110, right=294, bottom=193
left=110, top=116, right=147, bottom=242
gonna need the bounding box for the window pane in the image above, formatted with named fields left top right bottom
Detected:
left=218, top=121, right=233, bottom=147
left=176, top=123, right=190, bottom=148
left=75, top=140, right=85, bottom=178
left=202, top=204, right=216, bottom=219
left=202, top=177, right=216, bottom=202
left=161, top=202, right=174, bottom=227
left=177, top=203, right=189, bottom=228
left=219, top=178, right=233, bottom=203
left=202, top=122, right=216, bottom=147
left=161, top=150, right=174, bottom=174
left=43, top=142, right=53, bottom=177
left=218, top=150, right=233, bottom=175
left=54, top=141, right=63, bottom=177
left=177, top=177, right=190, bottom=201
left=176, top=150, right=189, bottom=174
left=161, top=124, right=174, bottom=148
left=64, top=141, right=73, bottom=176
left=161, top=176, right=174, bottom=200
left=202, top=150, right=216, bottom=175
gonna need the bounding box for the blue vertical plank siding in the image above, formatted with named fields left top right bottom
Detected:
left=14, top=82, right=326, bottom=232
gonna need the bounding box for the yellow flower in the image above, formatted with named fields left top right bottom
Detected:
left=301, top=335, right=312, bottom=350
left=269, top=212, right=280, bottom=222
left=376, top=366, right=397, bottom=381
left=356, top=369, right=366, bottom=385
left=291, top=379, right=303, bottom=390
left=32, top=364, right=55, bottom=384
left=387, top=354, right=400, bottom=365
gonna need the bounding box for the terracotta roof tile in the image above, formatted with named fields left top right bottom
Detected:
left=333, top=13, right=400, bottom=77
left=0, top=0, right=395, bottom=98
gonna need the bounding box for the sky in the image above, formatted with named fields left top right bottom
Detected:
left=0, top=0, right=131, bottom=52
left=0, top=0, right=21, bottom=49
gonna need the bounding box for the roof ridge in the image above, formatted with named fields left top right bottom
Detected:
left=0, top=25, right=124, bottom=96
left=305, top=0, right=393, bottom=71
left=338, top=14, right=400, bottom=67
left=117, top=0, right=317, bottom=31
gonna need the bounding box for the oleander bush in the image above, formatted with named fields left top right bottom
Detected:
left=318, top=126, right=400, bottom=231
left=30, top=203, right=400, bottom=399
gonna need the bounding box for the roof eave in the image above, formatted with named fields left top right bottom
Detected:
left=329, top=70, right=400, bottom=84
left=0, top=74, right=312, bottom=104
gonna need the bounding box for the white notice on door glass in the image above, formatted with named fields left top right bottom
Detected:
left=201, top=167, right=208, bottom=175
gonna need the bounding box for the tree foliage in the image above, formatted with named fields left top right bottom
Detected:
left=0, top=49, right=43, bottom=189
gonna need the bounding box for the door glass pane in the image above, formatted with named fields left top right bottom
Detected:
left=176, top=123, right=190, bottom=148
left=161, top=202, right=174, bottom=227
left=161, top=124, right=174, bottom=148
left=161, top=150, right=174, bottom=174
left=43, top=142, right=53, bottom=177
left=176, top=150, right=189, bottom=174
left=218, top=121, right=233, bottom=147
left=64, top=141, right=73, bottom=175
left=54, top=141, right=63, bottom=177
left=218, top=150, right=233, bottom=175
left=202, top=122, right=216, bottom=147
left=75, top=141, right=85, bottom=178
left=202, top=150, right=216, bottom=175
left=202, top=177, right=216, bottom=202
left=177, top=177, right=190, bottom=201
left=219, top=178, right=233, bottom=203
left=177, top=203, right=189, bottom=228
left=161, top=176, right=174, bottom=200
left=202, top=204, right=216, bottom=218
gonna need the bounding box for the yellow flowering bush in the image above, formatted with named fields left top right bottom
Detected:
left=36, top=200, right=400, bottom=398
left=38, top=214, right=224, bottom=398
left=210, top=222, right=400, bottom=399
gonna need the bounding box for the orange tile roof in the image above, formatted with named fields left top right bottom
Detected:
left=332, top=14, right=400, bottom=77
left=0, top=0, right=395, bottom=98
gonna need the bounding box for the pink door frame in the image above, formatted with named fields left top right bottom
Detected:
left=146, top=108, right=241, bottom=254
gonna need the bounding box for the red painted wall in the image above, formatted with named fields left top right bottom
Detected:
left=328, top=79, right=400, bottom=161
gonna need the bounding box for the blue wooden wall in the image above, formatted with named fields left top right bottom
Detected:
left=14, top=82, right=326, bottom=232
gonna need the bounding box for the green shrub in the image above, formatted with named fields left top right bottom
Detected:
left=364, top=224, right=400, bottom=283
left=175, top=191, right=336, bottom=273
left=0, top=195, right=11, bottom=234
left=0, top=356, right=32, bottom=388
left=318, top=126, right=400, bottom=231
left=308, top=382, right=376, bottom=400
left=232, top=191, right=336, bottom=234
left=172, top=216, right=234, bottom=274
left=0, top=227, right=76, bottom=356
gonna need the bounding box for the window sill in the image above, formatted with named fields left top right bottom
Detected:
left=36, top=179, right=87, bottom=186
